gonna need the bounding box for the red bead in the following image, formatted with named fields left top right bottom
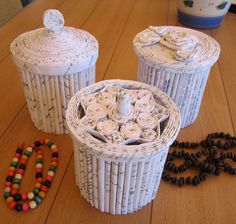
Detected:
left=21, top=193, right=28, bottom=200
left=8, top=171, right=14, bottom=177
left=51, top=157, right=58, bottom=162
left=29, top=143, right=35, bottom=148
left=22, top=202, right=29, bottom=211
left=18, top=169, right=24, bottom=174
left=36, top=150, right=43, bottom=155
left=11, top=189, right=17, bottom=195
left=36, top=168, right=42, bottom=173
left=39, top=139, right=45, bottom=145
left=15, top=153, right=21, bottom=158
left=17, top=145, right=24, bottom=150
left=40, top=185, right=48, bottom=192
left=36, top=178, right=43, bottom=183
left=20, top=160, right=27, bottom=165
left=5, top=181, right=12, bottom=187
left=8, top=201, right=16, bottom=209
left=46, top=175, right=53, bottom=182
left=52, top=149, right=59, bottom=153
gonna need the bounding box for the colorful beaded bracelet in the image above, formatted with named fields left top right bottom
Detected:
left=3, top=139, right=59, bottom=212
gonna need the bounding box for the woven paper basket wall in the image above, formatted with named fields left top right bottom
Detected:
left=66, top=79, right=180, bottom=214
left=10, top=9, right=98, bottom=134
left=133, top=26, right=220, bottom=128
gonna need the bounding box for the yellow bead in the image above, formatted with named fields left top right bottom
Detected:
left=4, top=187, right=11, bottom=192
left=26, top=147, right=33, bottom=152
left=28, top=192, right=34, bottom=200
left=51, top=144, right=57, bottom=149
left=15, top=173, right=22, bottom=179
left=35, top=183, right=41, bottom=188
left=36, top=163, right=43, bottom=169
left=12, top=184, right=19, bottom=190
left=29, top=201, right=37, bottom=209
left=48, top=171, right=55, bottom=177
left=12, top=157, right=19, bottom=163
left=6, top=196, right=14, bottom=203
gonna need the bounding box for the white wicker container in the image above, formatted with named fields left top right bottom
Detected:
left=10, top=9, right=98, bottom=134
left=133, top=26, right=220, bottom=128
left=66, top=79, right=180, bottom=214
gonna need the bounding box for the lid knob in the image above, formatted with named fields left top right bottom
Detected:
left=117, top=94, right=130, bottom=115
left=43, top=9, right=65, bottom=33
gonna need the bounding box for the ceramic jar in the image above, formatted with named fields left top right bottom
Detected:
left=177, top=0, right=232, bottom=28
left=133, top=26, right=220, bottom=128
left=66, top=79, right=180, bottom=214
left=11, top=9, right=99, bottom=134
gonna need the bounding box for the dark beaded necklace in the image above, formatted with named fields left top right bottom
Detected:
left=3, top=139, right=59, bottom=211
left=162, top=132, right=236, bottom=187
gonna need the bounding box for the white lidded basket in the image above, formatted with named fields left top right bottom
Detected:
left=133, top=26, right=220, bottom=128
left=10, top=9, right=98, bottom=134
left=66, top=79, right=180, bottom=214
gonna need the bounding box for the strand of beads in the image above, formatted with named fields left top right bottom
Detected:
left=162, top=132, right=236, bottom=187
left=3, top=139, right=58, bottom=211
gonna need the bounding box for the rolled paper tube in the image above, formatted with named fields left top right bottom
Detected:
left=96, top=119, right=119, bottom=136
left=79, top=117, right=97, bottom=130
left=106, top=85, right=121, bottom=95
left=99, top=91, right=116, bottom=106
left=137, top=89, right=152, bottom=99
left=86, top=103, right=107, bottom=119
left=135, top=99, right=155, bottom=113
left=120, top=122, right=142, bottom=139
left=136, top=113, right=158, bottom=129
left=106, top=132, right=125, bottom=144
left=141, top=129, right=158, bottom=141
left=117, top=94, right=131, bottom=115
left=148, top=26, right=170, bottom=36
left=138, top=30, right=161, bottom=46
left=81, top=95, right=97, bottom=108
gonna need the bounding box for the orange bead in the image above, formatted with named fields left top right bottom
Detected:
left=6, top=196, right=14, bottom=203
left=8, top=171, right=14, bottom=176
left=45, top=139, right=50, bottom=144
left=35, top=183, right=41, bottom=188
left=12, top=184, right=20, bottom=190
left=9, top=167, right=16, bottom=172
left=51, top=162, right=57, bottom=167
left=37, top=154, right=43, bottom=159
left=39, top=138, right=45, bottom=144
left=39, top=191, right=46, bottom=198
left=22, top=155, right=28, bottom=160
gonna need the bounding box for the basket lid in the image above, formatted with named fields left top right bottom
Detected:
left=66, top=79, right=181, bottom=162
left=133, top=26, right=220, bottom=71
left=10, top=9, right=98, bottom=75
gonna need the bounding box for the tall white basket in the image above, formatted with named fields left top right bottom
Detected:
left=133, top=26, right=220, bottom=128
left=66, top=79, right=180, bottom=214
left=10, top=9, right=98, bottom=134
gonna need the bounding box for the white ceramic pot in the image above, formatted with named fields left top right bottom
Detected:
left=66, top=79, right=180, bottom=214
left=11, top=9, right=99, bottom=134
left=133, top=26, right=220, bottom=128
left=177, top=0, right=232, bottom=28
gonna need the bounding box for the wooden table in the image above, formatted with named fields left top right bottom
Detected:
left=0, top=0, right=236, bottom=223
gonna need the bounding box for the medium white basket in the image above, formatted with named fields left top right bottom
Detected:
left=133, top=26, right=220, bottom=128
left=10, top=10, right=98, bottom=134
left=66, top=79, right=180, bottom=214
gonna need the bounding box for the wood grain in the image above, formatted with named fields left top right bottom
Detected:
left=0, top=0, right=236, bottom=223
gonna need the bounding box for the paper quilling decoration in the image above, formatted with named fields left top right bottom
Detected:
left=66, top=79, right=180, bottom=214
left=10, top=9, right=99, bottom=134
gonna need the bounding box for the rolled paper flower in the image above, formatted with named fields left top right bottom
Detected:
left=124, top=90, right=138, bottom=103
left=86, top=103, right=107, bottom=119
left=160, top=31, right=199, bottom=51
left=148, top=26, right=170, bottom=37
left=138, top=30, right=161, bottom=46
left=98, top=91, right=116, bottom=106
left=97, top=119, right=119, bottom=136
left=135, top=99, right=155, bottom=113
left=120, top=122, right=142, bottom=139
left=79, top=116, right=97, bottom=129
left=108, top=105, right=138, bottom=124
left=141, top=129, right=158, bottom=141
left=81, top=95, right=97, bottom=108
left=137, top=89, right=153, bottom=99
left=106, top=132, right=125, bottom=144
left=152, top=104, right=169, bottom=122
left=106, top=85, right=121, bottom=95
left=136, top=112, right=158, bottom=129
left=174, top=50, right=199, bottom=62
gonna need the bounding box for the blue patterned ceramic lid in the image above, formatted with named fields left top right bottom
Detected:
left=11, top=9, right=98, bottom=75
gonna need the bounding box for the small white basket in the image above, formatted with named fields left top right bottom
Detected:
left=133, top=26, right=220, bottom=128
left=66, top=79, right=180, bottom=214
left=10, top=9, right=99, bottom=134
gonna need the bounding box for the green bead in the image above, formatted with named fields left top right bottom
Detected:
left=13, top=179, right=21, bottom=184
left=36, top=159, right=43, bottom=163
left=34, top=196, right=42, bottom=204
left=49, top=166, right=57, bottom=171
left=10, top=161, right=17, bottom=167
left=33, top=188, right=40, bottom=195
left=47, top=141, right=54, bottom=147
left=24, top=151, right=31, bottom=156
left=4, top=192, right=10, bottom=199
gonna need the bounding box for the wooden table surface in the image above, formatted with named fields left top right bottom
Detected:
left=0, top=0, right=236, bottom=223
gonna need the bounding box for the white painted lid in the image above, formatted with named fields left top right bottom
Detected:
left=133, top=26, right=220, bottom=71
left=11, top=9, right=98, bottom=75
